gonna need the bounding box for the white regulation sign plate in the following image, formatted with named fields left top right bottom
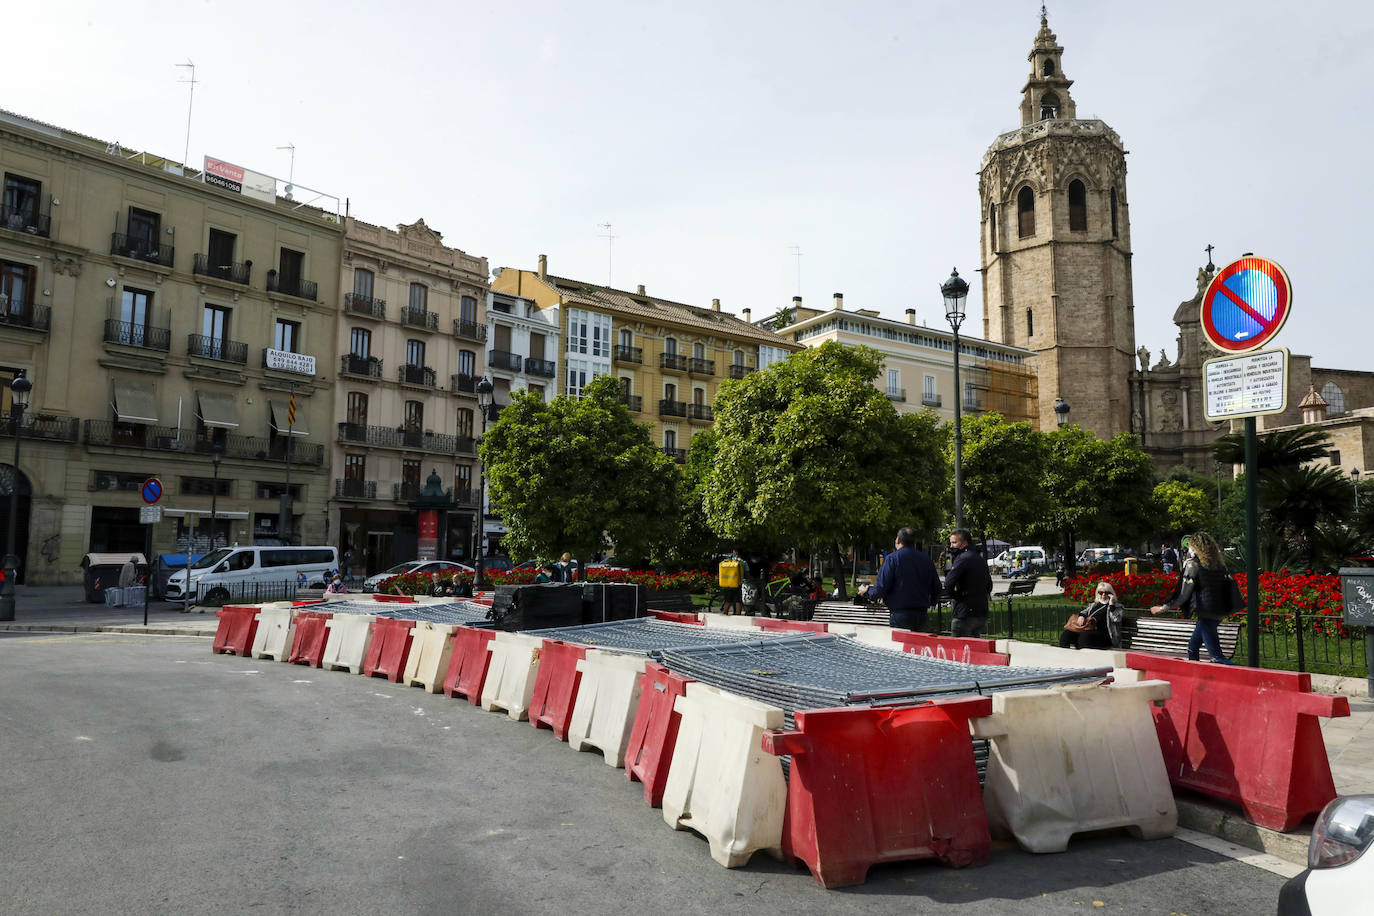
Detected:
left=1203, top=347, right=1290, bottom=421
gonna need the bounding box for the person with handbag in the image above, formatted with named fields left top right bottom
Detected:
left=1149, top=530, right=1237, bottom=664
left=1060, top=581, right=1118, bottom=649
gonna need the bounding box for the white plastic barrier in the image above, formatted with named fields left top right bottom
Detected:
left=661, top=682, right=786, bottom=868
left=567, top=650, right=647, bottom=767
left=826, top=623, right=899, bottom=650
left=403, top=621, right=459, bottom=693
left=250, top=606, right=297, bottom=661
left=997, top=639, right=1142, bottom=684
left=970, top=680, right=1177, bottom=853
left=701, top=613, right=762, bottom=631
left=320, top=614, right=376, bottom=674
left=481, top=632, right=544, bottom=721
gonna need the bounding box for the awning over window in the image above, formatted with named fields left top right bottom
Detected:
left=197, top=390, right=239, bottom=429
left=112, top=380, right=158, bottom=425
left=269, top=400, right=310, bottom=437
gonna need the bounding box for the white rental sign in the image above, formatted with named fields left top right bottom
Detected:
left=1203, top=347, right=1290, bottom=421
left=264, top=348, right=317, bottom=376
left=203, top=156, right=276, bottom=204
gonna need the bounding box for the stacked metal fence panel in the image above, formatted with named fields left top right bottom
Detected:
left=308, top=599, right=493, bottom=627
left=522, top=618, right=779, bottom=654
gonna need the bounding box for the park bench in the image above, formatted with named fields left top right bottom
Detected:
left=1119, top=615, right=1240, bottom=660
left=646, top=589, right=697, bottom=614
left=992, top=579, right=1038, bottom=599
left=811, top=600, right=891, bottom=626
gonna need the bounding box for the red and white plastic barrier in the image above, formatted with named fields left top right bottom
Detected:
left=567, top=650, right=648, bottom=767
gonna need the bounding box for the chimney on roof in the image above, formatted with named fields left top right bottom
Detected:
left=905, top=309, right=916, bottom=325
left=538, top=254, right=547, bottom=279
left=833, top=292, right=844, bottom=310
left=712, top=298, right=721, bottom=311
left=637, top=284, right=645, bottom=295
left=743, top=308, right=752, bottom=323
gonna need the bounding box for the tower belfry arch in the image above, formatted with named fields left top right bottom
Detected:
left=977, top=10, right=1136, bottom=437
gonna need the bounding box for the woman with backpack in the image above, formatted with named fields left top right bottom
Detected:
left=1149, top=531, right=1238, bottom=664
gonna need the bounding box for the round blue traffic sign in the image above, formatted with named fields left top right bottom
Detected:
left=1200, top=256, right=1292, bottom=353
left=141, top=477, right=163, bottom=505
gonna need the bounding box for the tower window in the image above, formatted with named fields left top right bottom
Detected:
left=1017, top=187, right=1035, bottom=238
left=988, top=203, right=997, bottom=249
left=1026, top=308, right=1034, bottom=338
left=1042, top=59, right=1056, bottom=76
left=1110, top=189, right=1119, bottom=238
left=1068, top=180, right=1087, bottom=231
left=1039, top=91, right=1060, bottom=120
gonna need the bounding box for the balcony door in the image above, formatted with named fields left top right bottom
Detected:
left=353, top=268, right=374, bottom=298
left=118, top=288, right=152, bottom=345
left=1, top=261, right=34, bottom=317
left=203, top=305, right=230, bottom=359
left=207, top=228, right=236, bottom=268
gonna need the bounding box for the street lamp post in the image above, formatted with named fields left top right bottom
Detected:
left=942, top=268, right=969, bottom=531
left=0, top=371, right=33, bottom=621
left=474, top=376, right=494, bottom=590
left=1053, top=397, right=1073, bottom=573
left=1214, top=460, right=1224, bottom=514
left=1354, top=467, right=1362, bottom=512
left=209, top=441, right=224, bottom=550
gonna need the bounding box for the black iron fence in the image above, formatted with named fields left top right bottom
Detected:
left=345, top=293, right=386, bottom=319
left=0, top=413, right=79, bottom=442
left=525, top=357, right=556, bottom=377
left=451, top=373, right=477, bottom=394
left=398, top=364, right=437, bottom=387
left=110, top=233, right=175, bottom=267
left=401, top=308, right=439, bottom=331
left=453, top=319, right=486, bottom=342
left=83, top=421, right=324, bottom=466
left=104, top=319, right=170, bottom=351
left=334, top=478, right=376, bottom=499
left=614, top=345, right=642, bottom=364
left=341, top=354, right=383, bottom=378
left=0, top=299, right=50, bottom=331
left=187, top=333, right=247, bottom=364
left=193, top=253, right=252, bottom=285
left=267, top=274, right=318, bottom=301
left=488, top=350, right=522, bottom=372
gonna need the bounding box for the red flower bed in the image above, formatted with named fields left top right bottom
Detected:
left=1064, top=571, right=1349, bottom=637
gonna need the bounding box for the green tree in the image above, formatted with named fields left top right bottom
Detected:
left=957, top=412, right=1049, bottom=543
left=658, top=427, right=725, bottom=568
left=1212, top=425, right=1333, bottom=469
left=1153, top=479, right=1214, bottom=538
left=703, top=341, right=947, bottom=592
left=1034, top=427, right=1160, bottom=567
left=478, top=377, right=679, bottom=567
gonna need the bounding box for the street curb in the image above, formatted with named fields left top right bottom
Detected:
left=1175, top=797, right=1310, bottom=865
left=0, top=623, right=213, bottom=638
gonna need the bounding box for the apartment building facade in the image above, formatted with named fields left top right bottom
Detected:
left=491, top=255, right=801, bottom=461
left=331, top=217, right=490, bottom=575
left=783, top=294, right=1039, bottom=427
left=0, top=110, right=340, bottom=584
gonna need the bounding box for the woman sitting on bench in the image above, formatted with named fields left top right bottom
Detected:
left=1059, top=581, right=1117, bottom=650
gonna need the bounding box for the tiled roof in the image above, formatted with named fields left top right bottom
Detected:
left=544, top=274, right=799, bottom=349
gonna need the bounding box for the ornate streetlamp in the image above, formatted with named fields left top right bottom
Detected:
left=0, top=371, right=33, bottom=621
left=942, top=268, right=969, bottom=530
left=209, top=440, right=224, bottom=550
left=474, top=376, right=494, bottom=589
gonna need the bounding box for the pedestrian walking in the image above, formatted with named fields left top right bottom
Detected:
left=1161, top=542, right=1178, bottom=574
left=944, top=529, right=993, bottom=637
left=858, top=528, right=941, bottom=631
left=1149, top=531, right=1238, bottom=664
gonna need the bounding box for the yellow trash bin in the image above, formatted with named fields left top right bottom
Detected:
left=1124, top=557, right=1139, bottom=575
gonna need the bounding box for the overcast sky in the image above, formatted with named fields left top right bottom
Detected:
left=11, top=0, right=1372, bottom=372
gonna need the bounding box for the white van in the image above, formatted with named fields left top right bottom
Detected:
left=991, top=546, right=1048, bottom=575
left=165, top=545, right=337, bottom=605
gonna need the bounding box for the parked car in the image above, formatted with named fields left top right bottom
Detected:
left=990, top=546, right=1048, bottom=576
left=1279, top=795, right=1374, bottom=915
left=166, top=545, right=337, bottom=605
left=1078, top=547, right=1123, bottom=566
left=363, top=560, right=473, bottom=593
left=480, top=556, right=515, bottom=573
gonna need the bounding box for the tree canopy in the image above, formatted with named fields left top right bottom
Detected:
left=478, top=376, right=679, bottom=564
left=1034, top=427, right=1160, bottom=551
left=956, top=412, right=1049, bottom=542
left=702, top=341, right=947, bottom=555
left=1153, top=479, right=1214, bottom=538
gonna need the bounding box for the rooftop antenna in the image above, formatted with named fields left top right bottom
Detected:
left=789, top=244, right=802, bottom=295
left=175, top=60, right=197, bottom=166
left=277, top=143, right=296, bottom=199
left=598, top=222, right=616, bottom=286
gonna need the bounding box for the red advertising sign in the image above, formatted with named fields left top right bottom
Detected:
left=417, top=509, right=439, bottom=560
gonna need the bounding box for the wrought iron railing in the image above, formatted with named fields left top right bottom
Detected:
left=334, top=478, right=376, bottom=499
left=103, top=319, right=170, bottom=351
left=0, top=414, right=79, bottom=442
left=340, top=354, right=383, bottom=378
left=400, top=308, right=439, bottom=331
left=266, top=273, right=318, bottom=301
left=617, top=394, right=642, bottom=413
left=453, top=319, right=487, bottom=342
left=886, top=387, right=906, bottom=402
left=398, top=364, right=437, bottom=387
left=488, top=350, right=522, bottom=372
left=662, top=447, right=687, bottom=463
left=192, top=253, right=251, bottom=285
left=658, top=399, right=687, bottom=418
left=0, top=300, right=50, bottom=332
left=728, top=364, right=753, bottom=380
left=110, top=233, right=174, bottom=268
left=451, top=373, right=477, bottom=394
left=614, top=345, right=642, bottom=364
left=335, top=421, right=464, bottom=454
left=525, top=357, right=556, bottom=377
left=0, top=205, right=49, bottom=237
left=344, top=293, right=386, bottom=319
left=687, top=403, right=714, bottom=422
left=83, top=421, right=324, bottom=465
left=394, top=482, right=422, bottom=502
left=688, top=358, right=715, bottom=376
left=921, top=393, right=942, bottom=407
left=187, top=333, right=247, bottom=364
left=659, top=353, right=688, bottom=372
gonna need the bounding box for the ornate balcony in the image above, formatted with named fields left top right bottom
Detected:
left=727, top=364, right=754, bottom=380
left=886, top=387, right=906, bottom=402
left=688, top=358, right=714, bottom=376
left=266, top=273, right=318, bottom=301
left=340, top=354, right=383, bottom=379
left=187, top=333, right=247, bottom=365
left=453, top=319, right=487, bottom=342
left=658, top=399, right=687, bottom=418
left=659, top=353, right=688, bottom=373
left=344, top=293, right=386, bottom=319
left=400, top=307, right=438, bottom=331
left=103, top=318, right=169, bottom=351
left=525, top=357, right=555, bottom=378
left=0, top=413, right=78, bottom=442
left=83, top=421, right=324, bottom=465
left=394, top=482, right=422, bottom=502
left=334, top=478, right=377, bottom=499
left=614, top=345, right=642, bottom=365
left=662, top=446, right=687, bottom=464
left=111, top=233, right=174, bottom=268
left=451, top=373, right=477, bottom=394
left=0, top=300, right=50, bottom=333
left=398, top=364, right=437, bottom=388
left=0, top=204, right=49, bottom=237
left=192, top=253, right=250, bottom=285
left=687, top=403, right=714, bottom=422
left=921, top=393, right=942, bottom=408
left=488, top=350, right=522, bottom=372
left=617, top=393, right=642, bottom=413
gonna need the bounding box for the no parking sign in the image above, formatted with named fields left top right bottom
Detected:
left=1200, top=256, right=1291, bottom=353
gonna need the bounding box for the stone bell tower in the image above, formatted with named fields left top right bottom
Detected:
left=978, top=10, right=1136, bottom=438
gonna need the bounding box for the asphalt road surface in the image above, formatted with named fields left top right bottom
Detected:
left=0, top=632, right=1286, bottom=915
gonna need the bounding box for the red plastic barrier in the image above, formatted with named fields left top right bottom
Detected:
left=362, top=618, right=416, bottom=682
left=648, top=610, right=703, bottom=625
left=626, top=662, right=694, bottom=807
left=212, top=605, right=260, bottom=656
left=369, top=594, right=416, bottom=603
left=287, top=611, right=332, bottom=666
left=291, top=599, right=326, bottom=607
left=1126, top=653, right=1350, bottom=831
left=762, top=695, right=993, bottom=888
left=443, top=626, right=498, bottom=704
left=754, top=618, right=827, bottom=634
left=891, top=631, right=1010, bottom=666
left=529, top=639, right=588, bottom=740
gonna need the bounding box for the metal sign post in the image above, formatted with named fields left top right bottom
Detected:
left=140, top=479, right=163, bottom=627
left=1200, top=255, right=1293, bottom=669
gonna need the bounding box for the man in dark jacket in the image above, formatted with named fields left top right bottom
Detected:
left=859, top=527, right=941, bottom=630
left=945, top=529, right=993, bottom=637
